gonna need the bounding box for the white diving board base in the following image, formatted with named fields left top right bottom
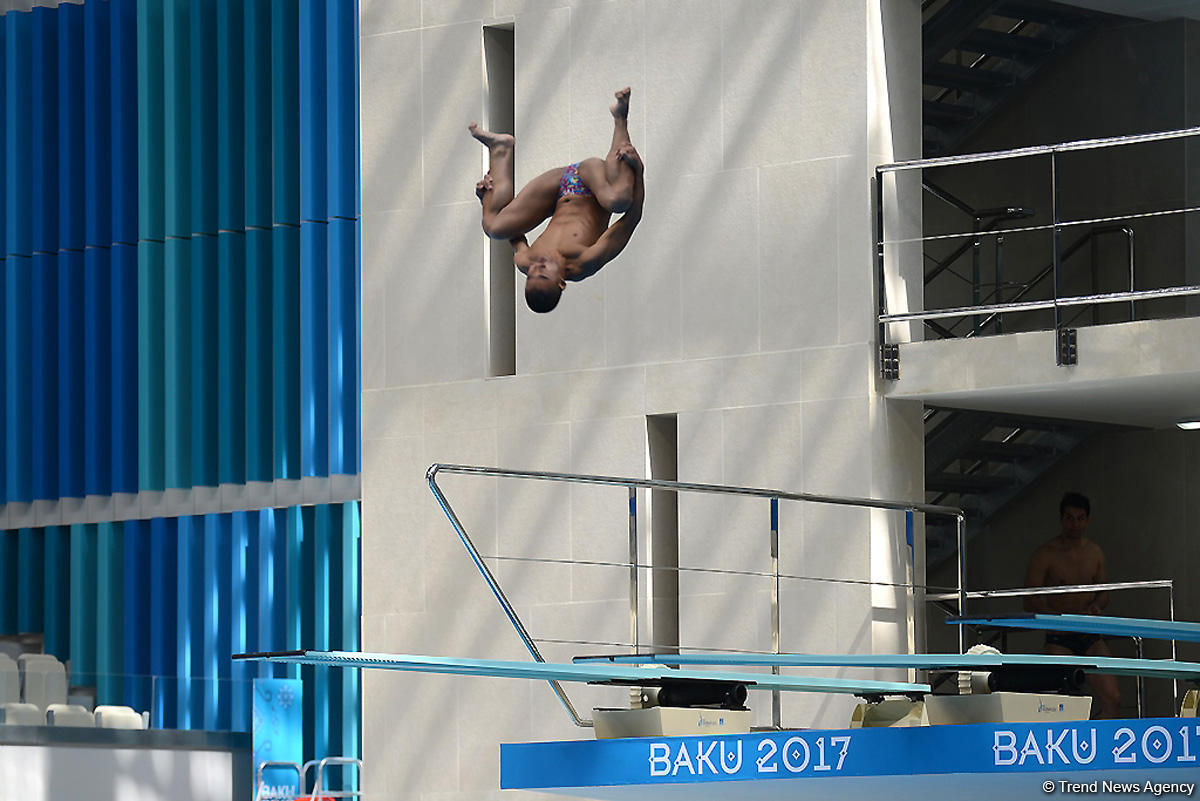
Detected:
left=501, top=719, right=1200, bottom=800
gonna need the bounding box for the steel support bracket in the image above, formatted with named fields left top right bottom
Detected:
left=880, top=343, right=900, bottom=380
left=1056, top=327, right=1077, bottom=366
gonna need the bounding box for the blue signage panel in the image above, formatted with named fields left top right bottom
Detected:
left=253, top=677, right=304, bottom=801
left=502, top=718, right=1200, bottom=791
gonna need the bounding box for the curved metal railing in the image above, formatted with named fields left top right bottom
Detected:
left=427, top=463, right=966, bottom=728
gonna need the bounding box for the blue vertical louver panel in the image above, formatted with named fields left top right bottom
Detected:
left=255, top=507, right=277, bottom=670
left=273, top=226, right=300, bottom=480
left=111, top=0, right=137, bottom=245
left=216, top=0, right=244, bottom=233
left=0, top=529, right=15, bottom=633
left=299, top=0, right=327, bottom=223
left=6, top=257, right=32, bottom=503
left=110, top=243, right=138, bottom=494
left=84, top=0, right=112, bottom=249
left=42, top=526, right=70, bottom=658
left=329, top=218, right=358, bottom=476
left=58, top=5, right=85, bottom=501
left=202, top=513, right=229, bottom=730
left=243, top=0, right=271, bottom=230
left=122, top=519, right=150, bottom=712
left=58, top=3, right=85, bottom=252
left=218, top=231, right=246, bottom=485
left=309, top=504, right=332, bottom=764
left=326, top=0, right=357, bottom=221
left=83, top=0, right=113, bottom=498
left=164, top=237, right=191, bottom=489
left=137, top=241, right=165, bottom=491
left=300, top=221, right=329, bottom=478
left=148, top=516, right=177, bottom=729
left=283, top=506, right=303, bottom=679
left=31, top=252, right=59, bottom=501
left=271, top=0, right=299, bottom=227
left=0, top=20, right=6, bottom=266
left=30, top=7, right=58, bottom=257
left=191, top=234, right=218, bottom=487
left=84, top=247, right=113, bottom=497
left=190, top=0, right=217, bottom=238
left=0, top=255, right=4, bottom=504
left=340, top=502, right=361, bottom=785
left=17, top=528, right=42, bottom=633
left=96, top=521, right=123, bottom=706
left=176, top=515, right=203, bottom=729
left=5, top=12, right=32, bottom=259
left=230, top=511, right=251, bottom=730
left=68, top=523, right=95, bottom=684
left=57, top=251, right=84, bottom=499
left=245, top=229, right=273, bottom=482
left=136, top=0, right=164, bottom=242
left=163, top=0, right=189, bottom=240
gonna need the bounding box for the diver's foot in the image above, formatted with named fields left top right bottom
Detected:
left=468, top=122, right=514, bottom=153
left=610, top=87, right=630, bottom=119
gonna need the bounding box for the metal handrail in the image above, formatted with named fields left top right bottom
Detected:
left=882, top=124, right=1200, bottom=172
left=876, top=126, right=1200, bottom=364
left=880, top=284, right=1200, bottom=325
left=426, top=463, right=968, bottom=728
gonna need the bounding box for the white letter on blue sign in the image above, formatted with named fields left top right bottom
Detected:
left=782, top=737, right=811, bottom=773
left=673, top=742, right=696, bottom=776
left=1045, top=729, right=1068, bottom=765
left=1072, top=729, right=1097, bottom=764
left=649, top=743, right=671, bottom=776
left=720, top=740, right=742, bottom=774
left=994, top=730, right=1018, bottom=765
left=1020, top=731, right=1046, bottom=765
left=696, top=740, right=718, bottom=775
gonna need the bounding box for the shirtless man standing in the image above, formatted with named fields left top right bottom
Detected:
left=470, top=87, right=644, bottom=313
left=1024, top=491, right=1120, bottom=717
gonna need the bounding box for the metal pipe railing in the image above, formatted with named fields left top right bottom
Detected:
left=427, top=463, right=967, bottom=727
left=881, top=124, right=1200, bottom=172
left=876, top=126, right=1200, bottom=364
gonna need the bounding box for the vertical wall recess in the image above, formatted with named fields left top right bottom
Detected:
left=483, top=25, right=515, bottom=377
left=647, top=414, right=679, bottom=653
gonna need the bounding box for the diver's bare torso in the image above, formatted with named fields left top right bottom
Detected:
left=517, top=178, right=612, bottom=281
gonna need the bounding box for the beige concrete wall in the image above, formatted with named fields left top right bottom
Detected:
left=359, top=1, right=923, bottom=798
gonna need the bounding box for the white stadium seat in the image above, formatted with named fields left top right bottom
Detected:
left=17, top=654, right=67, bottom=710
left=0, top=702, right=46, bottom=726
left=46, top=703, right=96, bottom=727
left=0, top=654, right=19, bottom=705
left=94, top=705, right=146, bottom=730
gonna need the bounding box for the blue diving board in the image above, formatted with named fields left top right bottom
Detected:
left=947, top=614, right=1200, bottom=643
left=574, top=651, right=1200, bottom=681
left=232, top=650, right=931, bottom=696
